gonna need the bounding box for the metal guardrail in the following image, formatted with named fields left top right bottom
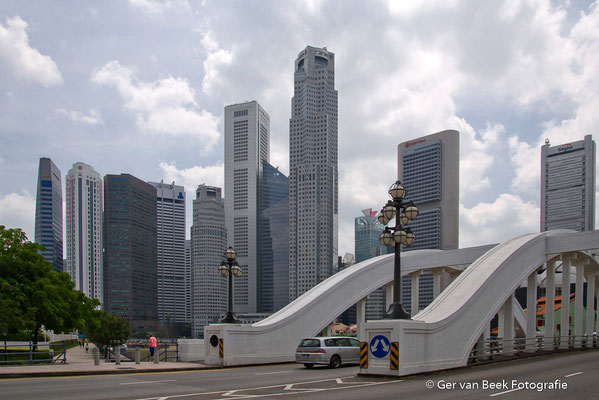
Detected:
left=103, top=342, right=179, bottom=363
left=0, top=342, right=67, bottom=365
left=468, top=334, right=598, bottom=364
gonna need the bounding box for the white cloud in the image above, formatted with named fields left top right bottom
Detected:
left=128, top=0, right=190, bottom=14
left=460, top=193, right=539, bottom=248
left=91, top=60, right=220, bottom=150
left=0, top=191, right=35, bottom=240
left=0, top=16, right=62, bottom=87
left=200, top=30, right=233, bottom=95
left=158, top=161, right=224, bottom=195
left=339, top=156, right=396, bottom=209
left=459, top=121, right=503, bottom=197
left=508, top=135, right=541, bottom=195
left=56, top=108, right=104, bottom=125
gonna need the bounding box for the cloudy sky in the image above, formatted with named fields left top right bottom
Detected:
left=1, top=0, right=597, bottom=258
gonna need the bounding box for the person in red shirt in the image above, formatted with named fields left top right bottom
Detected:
left=149, top=334, right=157, bottom=361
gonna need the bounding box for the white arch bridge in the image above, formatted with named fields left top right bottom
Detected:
left=205, top=230, right=599, bottom=375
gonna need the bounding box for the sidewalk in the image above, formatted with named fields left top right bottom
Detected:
left=0, top=344, right=213, bottom=379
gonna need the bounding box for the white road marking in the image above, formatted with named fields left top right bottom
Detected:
left=120, top=379, right=177, bottom=385
left=255, top=370, right=293, bottom=376
left=565, top=372, right=583, bottom=377
left=489, top=387, right=523, bottom=397
left=133, top=376, right=401, bottom=400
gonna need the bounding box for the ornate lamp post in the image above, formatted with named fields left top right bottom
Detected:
left=218, top=246, right=243, bottom=323
left=378, top=180, right=419, bottom=319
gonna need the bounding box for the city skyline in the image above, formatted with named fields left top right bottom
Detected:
left=1, top=1, right=599, bottom=259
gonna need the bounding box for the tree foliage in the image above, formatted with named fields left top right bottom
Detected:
left=0, top=225, right=100, bottom=345
left=86, top=311, right=130, bottom=351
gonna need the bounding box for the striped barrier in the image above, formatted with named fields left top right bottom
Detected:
left=360, top=342, right=368, bottom=369
left=219, top=338, right=224, bottom=359
left=390, top=342, right=399, bottom=370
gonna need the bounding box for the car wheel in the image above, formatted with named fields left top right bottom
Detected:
left=304, top=363, right=314, bottom=369
left=329, top=355, right=341, bottom=368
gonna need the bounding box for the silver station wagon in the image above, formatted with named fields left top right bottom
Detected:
left=295, top=336, right=361, bottom=368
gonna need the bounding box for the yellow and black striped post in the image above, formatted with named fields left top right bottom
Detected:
left=360, top=342, right=368, bottom=369
left=390, top=342, right=399, bottom=370
left=219, top=338, right=224, bottom=359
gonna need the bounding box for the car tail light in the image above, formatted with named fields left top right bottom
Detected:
left=315, top=348, right=326, bottom=354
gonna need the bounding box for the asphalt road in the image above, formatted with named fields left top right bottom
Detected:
left=1, top=350, right=597, bottom=399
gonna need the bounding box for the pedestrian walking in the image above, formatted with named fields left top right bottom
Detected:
left=149, top=334, right=157, bottom=362
left=85, top=343, right=89, bottom=353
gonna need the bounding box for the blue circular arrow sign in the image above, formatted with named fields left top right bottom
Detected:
left=369, top=335, right=390, bottom=358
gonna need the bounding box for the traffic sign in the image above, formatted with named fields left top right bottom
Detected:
left=369, top=335, right=390, bottom=358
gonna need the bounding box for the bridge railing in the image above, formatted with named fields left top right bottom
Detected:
left=468, top=334, right=598, bottom=364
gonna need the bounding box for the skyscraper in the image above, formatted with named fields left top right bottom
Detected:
left=65, top=162, right=103, bottom=303
left=541, top=135, right=595, bottom=232
left=149, top=181, right=187, bottom=323
left=289, top=46, right=338, bottom=301
left=224, top=101, right=270, bottom=313
left=35, top=157, right=63, bottom=272
left=103, top=174, right=157, bottom=333
left=354, top=208, right=390, bottom=320
left=191, top=184, right=227, bottom=338
left=398, top=130, right=459, bottom=313
left=259, top=161, right=289, bottom=313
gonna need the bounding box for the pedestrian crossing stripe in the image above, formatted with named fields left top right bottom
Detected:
left=390, top=342, right=399, bottom=370
left=360, top=342, right=368, bottom=369
left=219, top=338, right=224, bottom=359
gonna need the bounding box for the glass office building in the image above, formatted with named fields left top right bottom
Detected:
left=289, top=46, right=338, bottom=301
left=65, top=162, right=103, bottom=302
left=149, top=181, right=187, bottom=323
left=259, top=161, right=289, bottom=313
left=355, top=208, right=390, bottom=320
left=541, top=135, right=595, bottom=232
left=190, top=185, right=227, bottom=338
left=224, top=101, right=270, bottom=314
left=34, top=157, right=63, bottom=273
left=398, top=130, right=459, bottom=313
left=103, top=174, right=157, bottom=333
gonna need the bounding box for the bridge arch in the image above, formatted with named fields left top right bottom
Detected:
left=204, top=230, right=599, bottom=371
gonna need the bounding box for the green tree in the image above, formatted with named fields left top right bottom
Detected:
left=0, top=226, right=100, bottom=347
left=86, top=311, right=130, bottom=353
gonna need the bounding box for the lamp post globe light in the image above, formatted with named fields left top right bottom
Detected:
left=379, top=180, right=419, bottom=319
left=219, top=246, right=243, bottom=323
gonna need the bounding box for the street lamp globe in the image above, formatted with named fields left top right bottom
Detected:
left=380, top=229, right=394, bottom=246
left=218, top=262, right=229, bottom=277
left=388, top=181, right=406, bottom=200
left=404, top=205, right=419, bottom=221
left=399, top=213, right=410, bottom=225
left=231, top=264, right=243, bottom=277
left=405, top=231, right=416, bottom=246
left=382, top=201, right=396, bottom=221
left=224, top=246, right=237, bottom=261
left=377, top=211, right=388, bottom=225
left=393, top=229, right=407, bottom=244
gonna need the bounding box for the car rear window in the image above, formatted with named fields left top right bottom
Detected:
left=299, top=339, right=320, bottom=347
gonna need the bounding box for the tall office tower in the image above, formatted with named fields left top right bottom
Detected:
left=398, top=130, right=459, bottom=313
left=289, top=46, right=338, bottom=301
left=191, top=185, right=227, bottom=338
left=541, top=135, right=595, bottom=232
left=259, top=161, right=289, bottom=313
left=103, top=174, right=157, bottom=333
left=224, top=101, right=270, bottom=313
left=65, top=162, right=103, bottom=303
left=355, top=209, right=389, bottom=263
left=34, top=157, right=63, bottom=272
left=185, top=239, right=191, bottom=323
left=354, top=208, right=390, bottom=320
left=149, top=181, right=187, bottom=323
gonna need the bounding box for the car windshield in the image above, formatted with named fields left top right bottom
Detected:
left=298, top=339, right=320, bottom=347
